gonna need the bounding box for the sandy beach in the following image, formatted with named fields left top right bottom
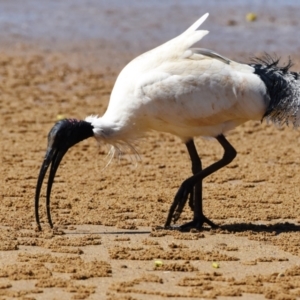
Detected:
left=1, top=1, right=300, bottom=299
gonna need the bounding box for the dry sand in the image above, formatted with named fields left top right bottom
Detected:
left=1, top=3, right=300, bottom=300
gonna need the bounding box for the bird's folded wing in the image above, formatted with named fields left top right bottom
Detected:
left=134, top=57, right=266, bottom=124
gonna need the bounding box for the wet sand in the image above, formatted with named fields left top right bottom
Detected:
left=1, top=1, right=300, bottom=299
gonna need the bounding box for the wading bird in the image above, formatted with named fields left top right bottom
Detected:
left=35, top=13, right=300, bottom=231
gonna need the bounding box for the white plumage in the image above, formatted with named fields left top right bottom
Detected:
left=35, top=13, right=300, bottom=230
left=87, top=13, right=266, bottom=143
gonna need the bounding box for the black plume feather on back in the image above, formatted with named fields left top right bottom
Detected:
left=251, top=54, right=300, bottom=126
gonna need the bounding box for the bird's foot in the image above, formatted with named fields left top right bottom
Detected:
left=164, top=180, right=193, bottom=227
left=173, top=180, right=194, bottom=221
left=179, top=215, right=218, bottom=231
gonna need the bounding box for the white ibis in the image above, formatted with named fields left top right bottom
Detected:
left=35, top=13, right=300, bottom=230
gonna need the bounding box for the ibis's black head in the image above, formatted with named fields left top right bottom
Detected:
left=35, top=118, right=94, bottom=230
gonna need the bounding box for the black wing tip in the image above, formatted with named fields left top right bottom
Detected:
left=252, top=53, right=300, bottom=125
left=250, top=53, right=294, bottom=74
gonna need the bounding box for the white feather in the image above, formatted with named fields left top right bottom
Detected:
left=88, top=13, right=268, bottom=145
left=185, top=13, right=209, bottom=32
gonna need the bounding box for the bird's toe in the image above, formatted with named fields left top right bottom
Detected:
left=179, top=215, right=218, bottom=231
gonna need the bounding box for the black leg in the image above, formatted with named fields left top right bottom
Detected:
left=172, top=139, right=202, bottom=222
left=165, top=134, right=237, bottom=229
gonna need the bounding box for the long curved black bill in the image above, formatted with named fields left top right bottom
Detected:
left=35, top=148, right=55, bottom=230
left=35, top=147, right=68, bottom=230
left=46, top=149, right=67, bottom=229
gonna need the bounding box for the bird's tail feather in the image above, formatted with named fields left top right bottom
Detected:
left=185, top=13, right=209, bottom=32
left=252, top=55, right=300, bottom=127
left=175, top=13, right=209, bottom=51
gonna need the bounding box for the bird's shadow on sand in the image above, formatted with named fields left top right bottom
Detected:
left=219, top=222, right=300, bottom=235
left=64, top=230, right=151, bottom=235
left=61, top=222, right=299, bottom=236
